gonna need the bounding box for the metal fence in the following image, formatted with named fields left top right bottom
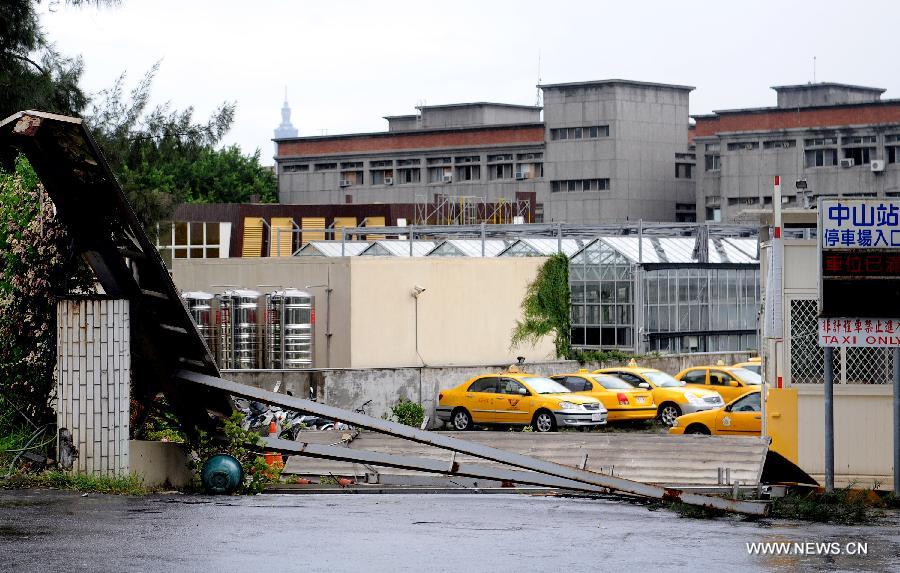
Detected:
left=789, top=298, right=892, bottom=384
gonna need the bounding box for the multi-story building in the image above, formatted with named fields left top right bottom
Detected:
left=274, top=80, right=697, bottom=224
left=693, top=83, right=900, bottom=222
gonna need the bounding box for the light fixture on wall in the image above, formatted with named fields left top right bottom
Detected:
left=412, top=285, right=427, bottom=298
left=412, top=285, right=427, bottom=366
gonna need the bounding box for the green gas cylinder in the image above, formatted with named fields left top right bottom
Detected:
left=201, top=454, right=244, bottom=494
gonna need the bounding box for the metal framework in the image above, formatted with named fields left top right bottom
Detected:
left=2, top=110, right=767, bottom=515
left=414, top=194, right=532, bottom=226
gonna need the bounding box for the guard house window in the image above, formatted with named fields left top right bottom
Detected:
left=397, top=168, right=421, bottom=183
left=675, top=163, right=693, bottom=179
left=314, top=162, right=337, bottom=171
left=551, top=179, right=610, bottom=192
left=550, top=126, right=609, bottom=140
left=456, top=164, right=480, bottom=181
left=805, top=148, right=838, bottom=168
left=704, top=154, right=721, bottom=171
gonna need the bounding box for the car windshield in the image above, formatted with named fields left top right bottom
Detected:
left=589, top=375, right=633, bottom=390
left=523, top=377, right=571, bottom=394
left=731, top=368, right=762, bottom=385
left=642, top=371, right=685, bottom=387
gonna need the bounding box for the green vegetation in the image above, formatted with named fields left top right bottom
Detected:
left=1, top=470, right=147, bottom=496
left=567, top=348, right=640, bottom=365
left=386, top=399, right=426, bottom=428
left=511, top=253, right=571, bottom=358
left=769, top=487, right=888, bottom=525
left=190, top=412, right=282, bottom=495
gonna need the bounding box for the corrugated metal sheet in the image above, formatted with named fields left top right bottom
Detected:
left=295, top=241, right=369, bottom=257
left=283, top=431, right=768, bottom=487
left=241, top=217, right=264, bottom=257
left=268, top=217, right=293, bottom=257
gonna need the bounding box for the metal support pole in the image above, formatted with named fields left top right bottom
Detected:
left=341, top=231, right=346, bottom=256
left=481, top=222, right=486, bottom=257
left=557, top=222, right=562, bottom=254
left=410, top=228, right=414, bottom=256
left=824, top=345, right=835, bottom=493
left=894, top=347, right=900, bottom=495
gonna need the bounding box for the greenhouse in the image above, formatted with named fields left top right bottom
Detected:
left=569, top=237, right=760, bottom=353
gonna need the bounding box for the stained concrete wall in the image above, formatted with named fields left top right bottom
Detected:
left=129, top=440, right=191, bottom=488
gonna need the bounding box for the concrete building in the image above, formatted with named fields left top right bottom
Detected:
left=693, top=83, right=900, bottom=222
left=274, top=80, right=697, bottom=224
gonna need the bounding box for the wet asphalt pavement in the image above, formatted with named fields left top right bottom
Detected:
left=1, top=489, right=899, bottom=572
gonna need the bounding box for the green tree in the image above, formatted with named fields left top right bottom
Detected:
left=0, top=157, right=92, bottom=422
left=511, top=253, right=572, bottom=358
left=185, top=145, right=277, bottom=204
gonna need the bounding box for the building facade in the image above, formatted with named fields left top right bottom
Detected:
left=693, top=83, right=900, bottom=222
left=274, top=80, right=697, bottom=224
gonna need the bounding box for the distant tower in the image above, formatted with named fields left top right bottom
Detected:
left=274, top=87, right=298, bottom=154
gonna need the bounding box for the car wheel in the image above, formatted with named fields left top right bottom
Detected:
left=658, top=403, right=681, bottom=427
left=685, top=424, right=710, bottom=435
left=532, top=410, right=556, bottom=433
left=451, top=408, right=473, bottom=431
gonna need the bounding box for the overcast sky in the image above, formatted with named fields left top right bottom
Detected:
left=40, top=0, right=900, bottom=164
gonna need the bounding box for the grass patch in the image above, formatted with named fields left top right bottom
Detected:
left=769, top=487, right=885, bottom=525
left=665, top=500, right=728, bottom=519
left=1, top=470, right=148, bottom=495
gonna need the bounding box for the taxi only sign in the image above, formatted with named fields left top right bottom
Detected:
left=817, top=318, right=900, bottom=348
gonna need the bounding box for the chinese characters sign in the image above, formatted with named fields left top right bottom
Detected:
left=822, top=200, right=900, bottom=249
left=818, top=318, right=900, bottom=348
left=821, top=251, right=900, bottom=277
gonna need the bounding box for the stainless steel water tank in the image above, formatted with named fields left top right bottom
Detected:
left=217, top=289, right=262, bottom=369
left=182, top=291, right=216, bottom=359
left=265, top=289, right=314, bottom=369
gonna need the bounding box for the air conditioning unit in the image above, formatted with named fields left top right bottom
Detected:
left=782, top=141, right=792, bottom=149
left=840, top=158, right=855, bottom=168
left=744, top=143, right=754, bottom=151
left=339, top=180, right=351, bottom=187
left=442, top=174, right=453, bottom=183
left=871, top=160, right=885, bottom=172
left=515, top=171, right=527, bottom=180
left=384, top=177, right=393, bottom=185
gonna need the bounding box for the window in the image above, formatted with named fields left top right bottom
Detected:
left=456, top=165, right=480, bottom=181
left=397, top=158, right=421, bottom=166
left=889, top=146, right=900, bottom=164
left=551, top=179, right=610, bottom=192
left=497, top=378, right=528, bottom=395
left=804, top=136, right=838, bottom=147
left=488, top=153, right=513, bottom=162
left=704, top=155, right=720, bottom=171
left=370, top=169, right=394, bottom=184
left=805, top=148, right=838, bottom=167
left=707, top=207, right=721, bottom=221
left=515, top=163, right=542, bottom=179
left=340, top=161, right=363, bottom=169
left=705, top=143, right=720, bottom=152
left=842, top=135, right=876, bottom=145
left=426, top=157, right=451, bottom=165
left=282, top=164, right=308, bottom=172
left=709, top=370, right=735, bottom=386
left=314, top=163, right=337, bottom=171
left=340, top=170, right=363, bottom=185
left=680, top=370, right=707, bottom=384
left=370, top=160, right=393, bottom=168
left=726, top=141, right=759, bottom=151
left=155, top=221, right=223, bottom=267
left=489, top=163, right=513, bottom=180
left=467, top=377, right=498, bottom=393
left=763, top=139, right=796, bottom=150
left=675, top=163, right=694, bottom=179
left=843, top=147, right=874, bottom=165
left=550, top=126, right=609, bottom=140
left=730, top=392, right=760, bottom=412
left=454, top=156, right=480, bottom=163
left=428, top=166, right=452, bottom=183
left=516, top=152, right=543, bottom=160
left=555, top=377, right=590, bottom=392
left=397, top=168, right=421, bottom=183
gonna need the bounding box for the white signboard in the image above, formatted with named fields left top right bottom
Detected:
left=818, top=318, right=900, bottom=348
left=822, top=199, right=900, bottom=249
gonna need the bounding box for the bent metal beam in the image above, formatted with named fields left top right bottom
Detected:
left=177, top=370, right=768, bottom=516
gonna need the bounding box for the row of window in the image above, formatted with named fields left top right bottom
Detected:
left=282, top=153, right=544, bottom=173
left=338, top=164, right=544, bottom=186
left=550, top=179, right=610, bottom=192
left=550, top=126, right=609, bottom=140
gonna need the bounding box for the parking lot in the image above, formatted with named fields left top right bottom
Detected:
left=2, top=489, right=898, bottom=572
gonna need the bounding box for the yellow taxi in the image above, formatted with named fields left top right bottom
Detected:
left=550, top=370, right=656, bottom=422
left=669, top=390, right=761, bottom=436
left=435, top=370, right=607, bottom=432
left=732, top=356, right=762, bottom=375
left=593, top=364, right=725, bottom=427
left=674, top=363, right=763, bottom=402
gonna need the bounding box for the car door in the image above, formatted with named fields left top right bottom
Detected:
left=709, top=369, right=743, bottom=402
left=680, top=368, right=709, bottom=392
left=464, top=377, right=499, bottom=423
left=493, top=378, right=534, bottom=424
left=714, top=393, right=761, bottom=435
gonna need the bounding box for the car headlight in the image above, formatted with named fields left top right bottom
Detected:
left=558, top=401, right=585, bottom=411
left=684, top=392, right=705, bottom=405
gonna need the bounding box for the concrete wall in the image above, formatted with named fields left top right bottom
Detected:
left=172, top=256, right=556, bottom=369
left=129, top=441, right=191, bottom=488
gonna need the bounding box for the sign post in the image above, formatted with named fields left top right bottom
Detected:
left=817, top=198, right=900, bottom=495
